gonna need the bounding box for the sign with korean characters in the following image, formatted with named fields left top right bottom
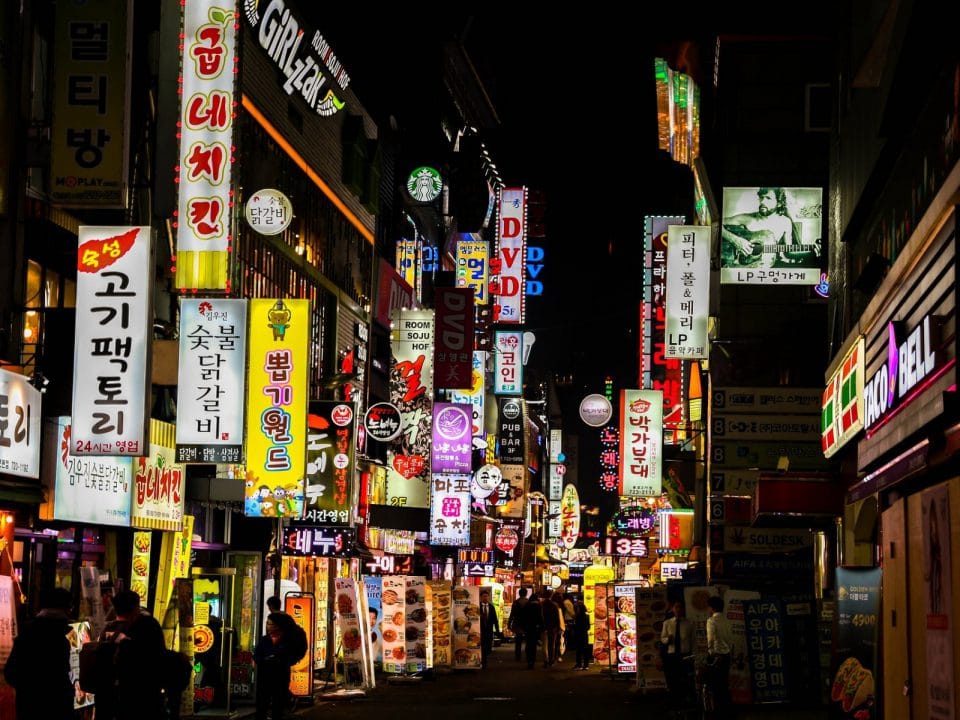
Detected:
left=302, top=402, right=356, bottom=526
left=282, top=526, right=355, bottom=556
left=618, top=390, right=663, bottom=497
left=72, top=226, right=152, bottom=456
left=0, top=368, right=42, bottom=478
left=665, top=225, right=710, bottom=359
left=449, top=351, right=486, bottom=436
left=175, top=0, right=239, bottom=290
left=493, top=187, right=526, bottom=323
left=429, top=474, right=471, bottom=546
left=51, top=417, right=133, bottom=526
left=456, top=239, right=489, bottom=305
left=431, top=404, right=472, bottom=474
left=452, top=584, right=482, bottom=668
left=434, top=288, right=474, bottom=389
left=497, top=464, right=526, bottom=518
left=743, top=598, right=790, bottom=702
left=559, top=483, right=581, bottom=550
left=244, top=188, right=293, bottom=236
left=286, top=594, right=314, bottom=697
left=50, top=0, right=131, bottom=207
left=494, top=331, right=523, bottom=395
left=176, top=298, right=247, bottom=463
left=244, top=299, right=310, bottom=518
left=381, top=575, right=407, bottom=673
left=132, top=421, right=185, bottom=531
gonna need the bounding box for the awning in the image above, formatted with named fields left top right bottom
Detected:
left=0, top=478, right=46, bottom=505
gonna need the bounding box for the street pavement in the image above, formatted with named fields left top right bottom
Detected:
left=290, top=645, right=829, bottom=720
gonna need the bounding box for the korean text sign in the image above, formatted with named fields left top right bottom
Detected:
left=133, top=424, right=185, bottom=531
left=494, top=331, right=523, bottom=395
left=431, top=403, right=472, bottom=474
left=456, top=239, right=489, bottom=305
left=665, top=225, right=710, bottom=359
left=494, top=187, right=526, bottom=323
left=72, top=226, right=152, bottom=456
left=176, top=298, right=247, bottom=463
left=303, top=401, right=357, bottom=525
left=433, top=288, right=474, bottom=389
left=0, top=368, right=42, bottom=478
left=449, top=351, right=486, bottom=436
left=618, top=389, right=663, bottom=497
left=429, top=474, right=471, bottom=546
left=244, top=299, right=309, bottom=518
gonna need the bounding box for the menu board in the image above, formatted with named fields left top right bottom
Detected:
left=634, top=586, right=668, bottom=690
left=335, top=579, right=364, bottom=665
left=381, top=576, right=406, bottom=673
left=67, top=621, right=95, bottom=709
left=131, top=531, right=151, bottom=606
left=452, top=585, right=481, bottom=669
left=613, top=584, right=638, bottom=673
left=592, top=583, right=612, bottom=665
left=744, top=598, right=790, bottom=702
left=363, top=576, right=383, bottom=664
left=427, top=580, right=453, bottom=667
left=285, top=595, right=314, bottom=697
left=584, top=564, right=615, bottom=646
left=423, top=585, right=434, bottom=670
left=404, top=576, right=429, bottom=673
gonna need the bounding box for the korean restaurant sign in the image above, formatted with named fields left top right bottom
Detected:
left=176, top=298, right=247, bottom=463
left=559, top=483, right=581, bottom=550
left=50, top=0, right=131, bottom=208
left=431, top=403, right=472, bottom=474
left=618, top=390, right=663, bottom=497
left=456, top=239, right=489, bottom=305
left=429, top=474, right=471, bottom=546
left=0, top=369, right=42, bottom=478
left=864, top=315, right=943, bottom=432
left=175, top=0, right=238, bottom=290
left=244, top=299, right=310, bottom=518
left=434, top=288, right=474, bottom=389
left=494, top=331, right=523, bottom=395
left=244, top=188, right=294, bottom=236
left=52, top=417, right=132, bottom=526
left=449, top=351, right=486, bottom=436
left=822, top=337, right=865, bottom=458
left=72, top=226, right=152, bottom=456
left=665, top=225, right=710, bottom=358
left=243, top=0, right=350, bottom=117
left=282, top=526, right=355, bottom=556
left=579, top=394, right=613, bottom=428
left=493, top=187, right=526, bottom=323
left=303, top=401, right=356, bottom=526
left=133, top=420, right=185, bottom=531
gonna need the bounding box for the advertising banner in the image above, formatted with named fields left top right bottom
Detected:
left=720, top=187, right=824, bottom=285
left=375, top=258, right=414, bottom=328
left=559, top=484, right=580, bottom=550
left=613, top=584, right=639, bottom=673
left=618, top=390, right=663, bottom=497
left=683, top=586, right=720, bottom=653
left=175, top=0, right=239, bottom=289
left=404, top=577, right=429, bottom=673
left=433, top=288, right=474, bottom=389
left=592, top=582, right=614, bottom=665
left=302, top=402, right=356, bottom=525
left=67, top=621, right=95, bottom=709
left=427, top=580, right=452, bottom=668
left=0, top=369, right=41, bottom=478
left=176, top=298, right=247, bottom=463
left=584, top=564, right=615, bottom=647
left=431, top=403, right=472, bottom=474
left=831, top=567, right=881, bottom=719
left=724, top=589, right=761, bottom=705
left=634, top=585, right=668, bottom=690
left=494, top=187, right=526, bottom=323
left=130, top=531, right=151, bottom=605
left=363, top=576, right=383, bottom=664
left=456, top=239, right=489, bottom=305
left=381, top=576, right=406, bottom=673
left=449, top=351, right=487, bottom=436
left=0, top=576, right=16, bottom=669
left=743, top=598, right=790, bottom=703
left=498, top=464, right=526, bottom=519
left=244, top=299, right=309, bottom=518
left=334, top=579, right=364, bottom=668
left=132, top=421, right=185, bottom=531
left=453, top=585, right=481, bottom=668
left=665, top=225, right=710, bottom=358
left=50, top=0, right=130, bottom=207
left=494, top=331, right=523, bottom=395
left=922, top=485, right=953, bottom=720
left=429, top=474, right=471, bottom=546
left=822, top=337, right=865, bottom=458
left=72, top=226, right=152, bottom=456
left=497, top=398, right=525, bottom=465
left=286, top=594, right=314, bottom=697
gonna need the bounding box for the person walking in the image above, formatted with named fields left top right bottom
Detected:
left=541, top=590, right=561, bottom=667
left=706, top=595, right=734, bottom=718
left=4, top=587, right=74, bottom=720
left=660, top=599, right=695, bottom=709
left=479, top=590, right=499, bottom=668
left=520, top=592, right=543, bottom=669
left=507, top=587, right=530, bottom=661
left=561, top=593, right=576, bottom=661
left=254, top=613, right=298, bottom=720
left=571, top=601, right=591, bottom=670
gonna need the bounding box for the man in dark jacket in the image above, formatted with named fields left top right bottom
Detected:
left=520, top=594, right=544, bottom=669
left=4, top=586, right=74, bottom=720
left=254, top=612, right=298, bottom=720
left=506, top=588, right=529, bottom=661
left=478, top=590, right=499, bottom=668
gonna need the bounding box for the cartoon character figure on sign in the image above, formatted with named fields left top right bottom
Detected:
left=267, top=299, right=291, bottom=341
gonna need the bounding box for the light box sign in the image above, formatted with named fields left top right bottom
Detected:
left=449, top=351, right=486, bottom=436
left=559, top=484, right=581, bottom=550
left=493, top=187, right=526, bottom=323
left=720, top=187, right=824, bottom=285
left=376, top=258, right=414, bottom=328
left=431, top=403, right=472, bottom=474
left=175, top=0, right=238, bottom=290
left=407, top=166, right=442, bottom=202
left=497, top=398, right=525, bottom=465
left=618, top=390, right=663, bottom=497
left=429, top=474, right=471, bottom=546
left=611, top=504, right=656, bottom=537
left=245, top=188, right=293, bottom=236
left=864, top=315, right=943, bottom=433
left=72, top=226, right=152, bottom=456
left=0, top=369, right=42, bottom=478
left=498, top=464, right=526, bottom=519
left=665, top=225, right=710, bottom=359
left=52, top=417, right=133, bottom=526
left=822, top=337, right=865, bottom=458
left=244, top=299, right=310, bottom=518
left=176, top=298, right=247, bottom=463
left=526, top=245, right=544, bottom=297
left=659, top=509, right=694, bottom=550
left=303, top=402, right=356, bottom=525
left=494, top=331, right=523, bottom=395
left=433, top=288, right=474, bottom=390
left=456, top=239, right=489, bottom=305
left=133, top=420, right=185, bottom=531
left=282, top=526, right=355, bottom=556
left=396, top=239, right=419, bottom=293
left=605, top=537, right=648, bottom=558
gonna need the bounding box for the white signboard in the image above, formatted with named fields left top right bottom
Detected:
left=429, top=474, right=471, bottom=546
left=0, top=368, right=42, bottom=478
left=245, top=188, right=293, bottom=236
left=176, top=298, right=247, bottom=463
left=579, top=394, right=613, bottom=427
left=495, top=187, right=526, bottom=323
left=53, top=417, right=133, bottom=526
left=494, top=331, right=523, bottom=395
left=665, top=225, right=710, bottom=358
left=618, top=390, right=663, bottom=497
left=72, top=226, right=152, bottom=456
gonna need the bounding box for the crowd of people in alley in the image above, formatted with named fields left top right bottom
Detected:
left=505, top=588, right=591, bottom=670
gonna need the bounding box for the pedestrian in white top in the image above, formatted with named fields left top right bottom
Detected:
left=705, top=595, right=733, bottom=718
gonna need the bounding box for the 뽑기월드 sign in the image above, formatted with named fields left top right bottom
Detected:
left=618, top=390, right=663, bottom=497
left=176, top=298, right=247, bottom=463
left=494, top=331, right=523, bottom=395
left=244, top=299, right=310, bottom=518
left=665, top=225, right=710, bottom=358
left=72, top=226, right=152, bottom=456
left=0, top=368, right=42, bottom=478
left=302, top=402, right=356, bottom=525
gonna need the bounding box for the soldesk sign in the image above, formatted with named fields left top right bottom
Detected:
left=864, top=315, right=943, bottom=432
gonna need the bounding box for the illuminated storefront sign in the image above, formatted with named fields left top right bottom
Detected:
left=245, top=188, right=293, bottom=236
left=302, top=402, right=356, bottom=525
left=395, top=239, right=419, bottom=290
left=72, top=226, right=151, bottom=456
left=493, top=187, right=526, bottom=323
left=281, top=526, right=355, bottom=556
left=434, top=288, right=474, bottom=390
left=431, top=403, right=472, bottom=474
left=659, top=509, right=694, bottom=550
left=429, top=474, right=471, bottom=546
left=822, top=336, right=865, bottom=457
left=579, top=394, right=613, bottom=428
left=406, top=166, right=442, bottom=202
left=0, top=369, right=41, bottom=478
left=494, top=331, right=523, bottom=395
left=599, top=425, right=620, bottom=492
left=604, top=537, right=649, bottom=558
left=618, top=390, right=663, bottom=497
left=611, top=504, right=656, bottom=537
left=133, top=421, right=186, bottom=531
left=497, top=398, right=525, bottom=465
left=559, top=484, right=581, bottom=550
left=665, top=225, right=710, bottom=358
left=526, top=245, right=545, bottom=296
left=449, top=351, right=486, bottom=437
left=456, top=239, right=489, bottom=305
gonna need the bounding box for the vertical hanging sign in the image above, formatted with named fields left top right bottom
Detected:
left=72, top=226, right=152, bottom=456
left=303, top=401, right=357, bottom=525
left=456, top=239, right=489, bottom=305
left=665, top=225, right=710, bottom=358
left=175, top=0, right=239, bottom=290
left=433, top=288, right=474, bottom=390
left=494, top=331, right=523, bottom=395
left=493, top=187, right=526, bottom=323
left=618, top=389, right=663, bottom=497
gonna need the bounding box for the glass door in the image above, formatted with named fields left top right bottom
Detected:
left=226, top=552, right=261, bottom=706
left=191, top=567, right=236, bottom=716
